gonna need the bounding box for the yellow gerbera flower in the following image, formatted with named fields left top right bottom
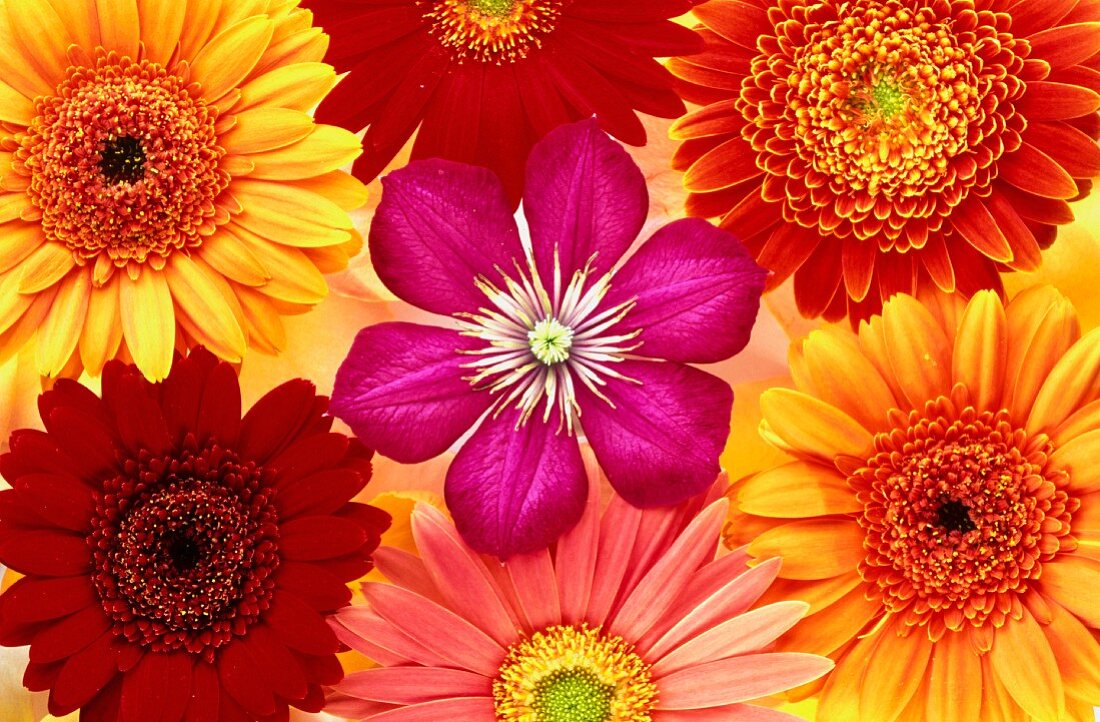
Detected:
left=727, top=286, right=1100, bottom=722
left=0, top=0, right=364, bottom=381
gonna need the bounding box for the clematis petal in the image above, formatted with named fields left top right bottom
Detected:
left=606, top=217, right=766, bottom=364
left=369, top=159, right=524, bottom=315
left=445, top=405, right=587, bottom=558
left=331, top=323, right=492, bottom=464
left=576, top=360, right=731, bottom=507
left=524, top=118, right=648, bottom=283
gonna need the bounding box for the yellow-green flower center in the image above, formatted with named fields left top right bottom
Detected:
left=469, top=0, right=515, bottom=16
left=494, top=625, right=657, bottom=722
left=528, top=317, right=574, bottom=365
left=870, top=78, right=906, bottom=118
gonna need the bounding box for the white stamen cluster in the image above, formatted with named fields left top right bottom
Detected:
left=456, top=253, right=641, bottom=433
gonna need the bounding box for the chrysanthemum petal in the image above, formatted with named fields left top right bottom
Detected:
left=578, top=360, right=731, bottom=507
left=989, top=609, right=1065, bottom=722
left=759, top=388, right=872, bottom=462
left=524, top=118, right=647, bottom=281
left=748, top=519, right=865, bottom=580
left=603, top=217, right=765, bottom=364
left=737, top=461, right=860, bottom=517
left=331, top=323, right=492, bottom=464
left=446, top=406, right=587, bottom=558
left=1038, top=555, right=1100, bottom=627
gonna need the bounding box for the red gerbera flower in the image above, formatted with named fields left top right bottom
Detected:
left=303, top=0, right=703, bottom=203
left=0, top=348, right=389, bottom=722
left=670, top=0, right=1100, bottom=323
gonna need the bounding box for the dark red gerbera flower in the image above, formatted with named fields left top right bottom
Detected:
left=670, top=0, right=1100, bottom=323
left=304, top=0, right=703, bottom=203
left=0, top=348, right=389, bottom=722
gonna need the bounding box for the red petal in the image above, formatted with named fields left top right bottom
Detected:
left=694, top=0, right=771, bottom=50
left=0, top=529, right=90, bottom=576
left=0, top=575, right=96, bottom=622
left=296, top=651, right=344, bottom=686
left=30, top=605, right=111, bottom=663
left=38, top=379, right=110, bottom=427
left=239, top=380, right=322, bottom=463
left=684, top=136, right=761, bottom=192
left=842, top=237, right=877, bottom=302
left=1009, top=0, right=1077, bottom=36
left=985, top=188, right=1042, bottom=272
left=268, top=433, right=349, bottom=487
left=102, top=365, right=170, bottom=457
left=79, top=677, right=122, bottom=722
left=219, top=640, right=277, bottom=716
left=950, top=197, right=1014, bottom=262
left=276, top=562, right=351, bottom=611
left=23, top=659, right=64, bottom=692
left=793, top=237, right=843, bottom=317
left=313, top=553, right=373, bottom=582
left=183, top=662, right=220, bottom=722
left=243, top=624, right=308, bottom=702
left=998, top=142, right=1080, bottom=199
left=758, top=222, right=822, bottom=289
left=13, top=473, right=94, bottom=532
left=279, top=516, right=368, bottom=561
left=121, top=651, right=191, bottom=722
left=1028, top=22, right=1100, bottom=71
left=41, top=406, right=120, bottom=480
left=1025, top=121, right=1100, bottom=178
left=195, top=361, right=241, bottom=447
left=1, top=430, right=77, bottom=479
left=263, top=593, right=339, bottom=655
left=159, top=348, right=218, bottom=441
left=275, top=469, right=366, bottom=518
left=1018, top=81, right=1100, bottom=121
left=48, top=630, right=119, bottom=714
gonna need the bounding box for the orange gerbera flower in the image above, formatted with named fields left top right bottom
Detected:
left=0, top=0, right=365, bottom=381
left=726, top=286, right=1100, bottom=722
left=671, top=0, right=1100, bottom=323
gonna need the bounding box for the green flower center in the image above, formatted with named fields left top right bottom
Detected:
left=870, top=79, right=906, bottom=118
left=533, top=669, right=614, bottom=722
left=469, top=0, right=515, bottom=16
left=528, top=317, right=574, bottom=365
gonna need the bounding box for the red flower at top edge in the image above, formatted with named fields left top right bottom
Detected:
left=0, top=347, right=390, bottom=722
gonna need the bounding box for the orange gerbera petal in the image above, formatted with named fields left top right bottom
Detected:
left=730, top=286, right=1100, bottom=721
left=0, top=0, right=366, bottom=381
left=671, top=0, right=1100, bottom=322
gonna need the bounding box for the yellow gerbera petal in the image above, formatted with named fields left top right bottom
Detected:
left=35, top=268, right=90, bottom=377
left=190, top=16, right=274, bottom=102
left=163, top=254, right=246, bottom=363
left=1027, top=328, right=1100, bottom=434
left=247, top=125, right=363, bottom=181
left=6, top=0, right=72, bottom=87
left=220, top=108, right=314, bottom=155
left=17, top=243, right=75, bottom=294
left=989, top=610, right=1065, bottom=722
left=760, top=388, right=872, bottom=462
left=237, top=61, right=337, bottom=113
left=119, top=269, right=175, bottom=382
left=94, top=0, right=140, bottom=59
left=951, top=290, right=1007, bottom=413
left=737, top=461, right=860, bottom=518
left=79, top=274, right=122, bottom=377
left=748, top=519, right=866, bottom=580
left=137, top=0, right=185, bottom=65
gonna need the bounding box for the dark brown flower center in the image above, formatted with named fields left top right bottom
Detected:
left=90, top=434, right=279, bottom=660
left=98, top=135, right=147, bottom=185
left=852, top=398, right=1078, bottom=638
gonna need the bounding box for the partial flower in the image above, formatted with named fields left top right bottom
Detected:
left=327, top=471, right=834, bottom=721
left=671, top=0, right=1100, bottom=322
left=0, top=0, right=367, bottom=382
left=303, top=0, right=702, bottom=204
left=0, top=348, right=390, bottom=721
left=331, top=119, right=766, bottom=557
left=727, top=286, right=1100, bottom=721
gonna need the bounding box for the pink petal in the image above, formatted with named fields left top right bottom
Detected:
left=607, top=217, right=766, bottom=363
left=506, top=547, right=563, bottom=631
left=585, top=494, right=645, bottom=626
left=555, top=467, right=601, bottom=625
left=524, top=119, right=647, bottom=283
left=411, top=504, right=522, bottom=645
left=639, top=557, right=783, bottom=660
left=609, top=500, right=729, bottom=641
left=331, top=323, right=491, bottom=463
left=578, top=360, right=732, bottom=507
left=650, top=601, right=811, bottom=677
left=335, top=667, right=491, bottom=704
left=372, top=546, right=448, bottom=607
left=330, top=609, right=438, bottom=667
left=445, top=407, right=587, bottom=558
left=370, top=158, right=523, bottom=315
left=653, top=705, right=810, bottom=721
left=363, top=697, right=496, bottom=721
left=655, top=653, right=835, bottom=709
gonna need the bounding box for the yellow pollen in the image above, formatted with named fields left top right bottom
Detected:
left=494, top=626, right=657, bottom=722
left=424, top=0, right=562, bottom=64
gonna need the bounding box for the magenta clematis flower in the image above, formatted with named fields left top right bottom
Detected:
left=331, top=119, right=766, bottom=557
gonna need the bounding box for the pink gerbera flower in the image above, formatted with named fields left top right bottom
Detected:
left=327, top=470, right=834, bottom=721
left=331, top=119, right=766, bottom=557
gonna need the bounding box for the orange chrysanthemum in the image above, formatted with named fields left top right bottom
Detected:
left=0, top=0, right=366, bottom=381
left=726, top=286, right=1100, bottom=722
left=671, top=0, right=1100, bottom=322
